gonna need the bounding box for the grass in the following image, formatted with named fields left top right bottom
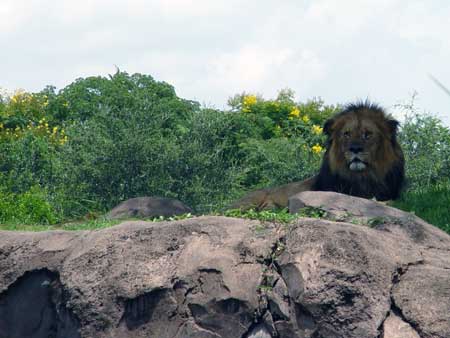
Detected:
left=223, top=206, right=327, bottom=224
left=391, top=182, right=450, bottom=234
left=0, top=213, right=195, bottom=232
left=0, top=219, right=121, bottom=232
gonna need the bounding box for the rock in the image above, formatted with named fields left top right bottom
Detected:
left=289, top=191, right=409, bottom=220
left=382, top=313, right=420, bottom=338
left=0, top=270, right=80, bottom=338
left=288, top=191, right=448, bottom=245
left=106, top=196, right=192, bottom=219
left=0, top=193, right=449, bottom=338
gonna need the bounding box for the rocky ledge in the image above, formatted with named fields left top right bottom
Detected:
left=0, top=192, right=449, bottom=338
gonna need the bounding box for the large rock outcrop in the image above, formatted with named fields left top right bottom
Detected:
left=0, top=192, right=449, bottom=338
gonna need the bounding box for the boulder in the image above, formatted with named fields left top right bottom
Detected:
left=0, top=193, right=449, bottom=338
left=106, top=196, right=192, bottom=219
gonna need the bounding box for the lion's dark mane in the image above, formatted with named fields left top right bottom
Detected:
left=312, top=156, right=404, bottom=200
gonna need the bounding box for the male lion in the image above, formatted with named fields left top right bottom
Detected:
left=230, top=101, right=405, bottom=210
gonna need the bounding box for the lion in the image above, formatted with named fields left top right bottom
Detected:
left=230, top=101, right=405, bottom=210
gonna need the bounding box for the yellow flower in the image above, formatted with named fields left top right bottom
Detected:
left=312, top=125, right=323, bottom=135
left=58, top=135, right=69, bottom=145
left=243, top=95, right=257, bottom=106
left=302, top=115, right=310, bottom=123
left=10, top=89, right=25, bottom=103
left=288, top=107, right=300, bottom=119
left=312, top=144, right=323, bottom=154
left=242, top=95, right=257, bottom=112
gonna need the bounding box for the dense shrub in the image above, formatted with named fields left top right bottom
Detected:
left=398, top=113, right=450, bottom=189
left=0, top=183, right=58, bottom=224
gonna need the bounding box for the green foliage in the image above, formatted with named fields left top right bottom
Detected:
left=224, top=206, right=327, bottom=224
left=391, top=181, right=450, bottom=234
left=297, top=206, right=328, bottom=218
left=51, top=71, right=195, bottom=122
left=0, top=130, right=62, bottom=191
left=238, top=137, right=320, bottom=188
left=0, top=185, right=59, bottom=225
left=398, top=112, right=450, bottom=189
left=224, top=208, right=298, bottom=223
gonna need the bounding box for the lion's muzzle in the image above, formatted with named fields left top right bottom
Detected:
left=347, top=152, right=368, bottom=171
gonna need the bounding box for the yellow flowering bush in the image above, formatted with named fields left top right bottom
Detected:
left=226, top=89, right=336, bottom=160
left=0, top=90, right=68, bottom=145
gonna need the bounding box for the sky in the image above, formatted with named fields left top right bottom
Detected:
left=1, top=0, right=450, bottom=125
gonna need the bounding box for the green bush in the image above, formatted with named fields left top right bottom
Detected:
left=0, top=185, right=58, bottom=224
left=237, top=137, right=320, bottom=188
left=0, top=131, right=63, bottom=192
left=398, top=112, right=450, bottom=189
left=392, top=182, right=450, bottom=233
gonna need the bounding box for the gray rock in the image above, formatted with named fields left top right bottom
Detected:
left=289, top=191, right=448, bottom=246
left=382, top=313, right=420, bottom=338
left=0, top=193, right=449, bottom=338
left=289, top=191, right=410, bottom=220
left=106, top=196, right=192, bottom=219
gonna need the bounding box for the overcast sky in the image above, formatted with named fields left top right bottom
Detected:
left=2, top=0, right=450, bottom=125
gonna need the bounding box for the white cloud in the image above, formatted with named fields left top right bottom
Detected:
left=205, top=46, right=325, bottom=100
left=0, top=1, right=29, bottom=33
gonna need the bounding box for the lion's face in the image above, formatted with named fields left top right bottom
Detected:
left=333, top=116, right=383, bottom=172
left=324, top=103, right=402, bottom=180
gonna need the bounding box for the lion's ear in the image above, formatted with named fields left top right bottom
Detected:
left=388, top=119, right=400, bottom=136
left=388, top=119, right=399, bottom=132
left=323, top=118, right=335, bottom=136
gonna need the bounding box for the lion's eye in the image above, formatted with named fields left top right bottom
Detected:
left=362, top=131, right=372, bottom=139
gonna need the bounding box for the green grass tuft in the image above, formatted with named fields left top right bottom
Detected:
left=391, top=181, right=450, bottom=234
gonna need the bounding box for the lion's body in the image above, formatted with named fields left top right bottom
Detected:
left=229, top=177, right=316, bottom=210
left=231, top=101, right=405, bottom=210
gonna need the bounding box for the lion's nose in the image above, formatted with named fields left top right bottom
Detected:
left=349, top=144, right=363, bottom=153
